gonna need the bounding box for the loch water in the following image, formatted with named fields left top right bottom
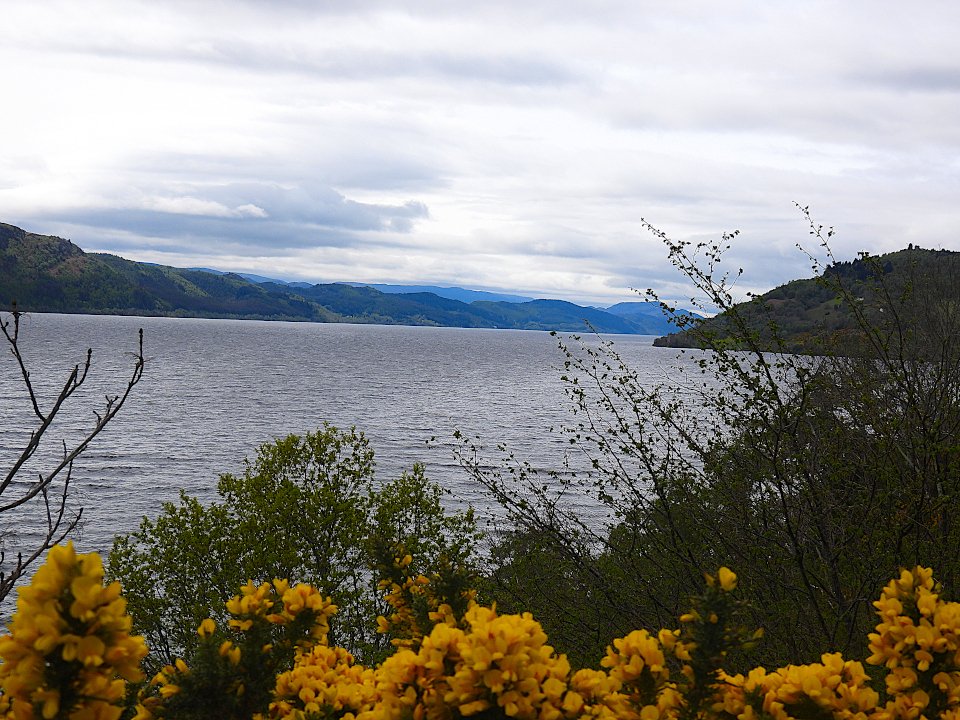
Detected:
left=0, top=313, right=697, bottom=559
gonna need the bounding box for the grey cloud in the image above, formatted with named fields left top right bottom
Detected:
left=38, top=210, right=361, bottom=252
left=130, top=150, right=445, bottom=195
left=401, top=52, right=576, bottom=87
left=608, top=263, right=806, bottom=313
left=219, top=0, right=632, bottom=22
left=852, top=66, right=960, bottom=93
left=30, top=181, right=430, bottom=257
left=272, top=48, right=576, bottom=87
left=45, top=0, right=584, bottom=88
left=60, top=36, right=577, bottom=89
left=9, top=1, right=960, bottom=305
left=188, top=182, right=429, bottom=231
left=526, top=227, right=617, bottom=261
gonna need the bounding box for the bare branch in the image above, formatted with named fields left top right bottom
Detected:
left=0, top=316, right=144, bottom=602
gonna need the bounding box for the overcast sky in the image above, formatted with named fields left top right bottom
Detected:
left=3, top=1, right=959, bottom=306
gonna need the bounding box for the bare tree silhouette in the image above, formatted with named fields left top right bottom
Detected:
left=0, top=307, right=144, bottom=603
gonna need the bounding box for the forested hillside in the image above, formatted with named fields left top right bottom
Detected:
left=0, top=222, right=338, bottom=321
left=0, top=222, right=673, bottom=334
left=654, top=245, right=959, bottom=352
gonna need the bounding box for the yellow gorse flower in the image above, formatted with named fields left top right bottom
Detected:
left=864, top=566, right=960, bottom=719
left=721, top=653, right=879, bottom=720
left=717, top=567, right=737, bottom=593
left=268, top=645, right=377, bottom=720
left=368, top=602, right=580, bottom=720
left=0, top=543, right=147, bottom=720
left=12, top=549, right=960, bottom=720
left=197, top=619, right=216, bottom=638
left=375, top=550, right=477, bottom=654
left=597, top=629, right=682, bottom=720
left=224, top=579, right=337, bottom=644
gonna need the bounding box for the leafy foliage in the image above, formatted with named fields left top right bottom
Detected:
left=462, top=211, right=960, bottom=668
left=107, top=426, right=481, bottom=671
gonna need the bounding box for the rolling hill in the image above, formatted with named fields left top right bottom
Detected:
left=653, top=246, right=960, bottom=352
left=0, top=222, right=684, bottom=334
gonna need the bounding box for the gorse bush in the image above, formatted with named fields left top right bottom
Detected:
left=5, top=545, right=960, bottom=720
left=0, top=543, right=146, bottom=720
left=136, top=579, right=337, bottom=720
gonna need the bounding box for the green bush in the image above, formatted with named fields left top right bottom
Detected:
left=108, top=425, right=480, bottom=671
left=464, top=215, right=960, bottom=667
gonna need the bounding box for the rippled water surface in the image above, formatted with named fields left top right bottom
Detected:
left=0, top=314, right=695, bottom=560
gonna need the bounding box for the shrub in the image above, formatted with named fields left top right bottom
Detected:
left=461, top=216, right=960, bottom=666
left=107, top=426, right=481, bottom=671
left=8, top=543, right=960, bottom=720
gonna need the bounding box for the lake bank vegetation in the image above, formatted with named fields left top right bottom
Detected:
left=4, top=541, right=960, bottom=720
left=460, top=212, right=960, bottom=668
left=2, top=211, right=960, bottom=718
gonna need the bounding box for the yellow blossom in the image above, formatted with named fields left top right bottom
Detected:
left=0, top=543, right=147, bottom=720
left=717, top=567, right=737, bottom=592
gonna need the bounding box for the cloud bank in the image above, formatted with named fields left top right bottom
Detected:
left=2, top=1, right=959, bottom=305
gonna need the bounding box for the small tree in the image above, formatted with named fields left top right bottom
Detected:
left=0, top=308, right=144, bottom=606
left=461, top=211, right=960, bottom=667
left=108, top=425, right=481, bottom=672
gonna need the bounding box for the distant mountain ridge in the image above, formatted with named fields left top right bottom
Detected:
left=0, top=222, right=689, bottom=335
left=190, top=271, right=537, bottom=303
left=342, top=283, right=536, bottom=304
left=604, top=301, right=703, bottom=334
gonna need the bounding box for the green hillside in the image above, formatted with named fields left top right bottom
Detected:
left=0, top=222, right=338, bottom=321
left=0, top=222, right=667, bottom=334
left=654, top=246, right=960, bottom=353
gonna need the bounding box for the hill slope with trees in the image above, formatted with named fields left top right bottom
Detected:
left=654, top=244, right=960, bottom=352
left=0, top=222, right=678, bottom=334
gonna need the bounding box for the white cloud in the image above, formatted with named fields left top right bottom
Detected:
left=140, top=196, right=269, bottom=218
left=2, top=1, right=960, bottom=305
